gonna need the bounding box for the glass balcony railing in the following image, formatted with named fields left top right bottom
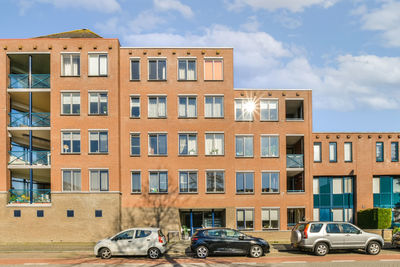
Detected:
left=9, top=112, right=50, bottom=127
left=8, top=74, right=50, bottom=88
left=8, top=151, right=51, bottom=166
left=9, top=189, right=51, bottom=204
left=287, top=154, right=304, bottom=168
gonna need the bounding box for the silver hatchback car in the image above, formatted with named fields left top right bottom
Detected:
left=94, top=228, right=167, bottom=259
left=291, top=221, right=384, bottom=256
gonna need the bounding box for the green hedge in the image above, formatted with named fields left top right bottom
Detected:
left=357, top=208, right=392, bottom=229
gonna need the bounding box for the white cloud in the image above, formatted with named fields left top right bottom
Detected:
left=357, top=1, right=400, bottom=47
left=226, top=0, right=339, bottom=12
left=153, top=0, right=194, bottom=18
left=121, top=26, right=400, bottom=111
left=17, top=0, right=121, bottom=15
left=240, top=16, right=260, bottom=32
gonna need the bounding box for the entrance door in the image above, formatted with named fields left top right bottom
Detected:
left=192, top=212, right=203, bottom=232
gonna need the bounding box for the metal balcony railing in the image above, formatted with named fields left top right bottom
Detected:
left=8, top=151, right=51, bottom=166
left=287, top=154, right=304, bottom=168
left=9, top=189, right=51, bottom=203
left=9, top=112, right=50, bottom=127
left=9, top=74, right=50, bottom=88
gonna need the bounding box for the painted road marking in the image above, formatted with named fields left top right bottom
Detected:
left=23, top=264, right=49, bottom=266
left=380, top=259, right=400, bottom=261
left=331, top=260, right=356, bottom=262
left=281, top=261, right=307, bottom=264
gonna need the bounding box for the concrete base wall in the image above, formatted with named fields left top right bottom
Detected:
left=0, top=192, right=121, bottom=242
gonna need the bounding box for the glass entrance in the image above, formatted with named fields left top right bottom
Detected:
left=180, top=209, right=225, bottom=235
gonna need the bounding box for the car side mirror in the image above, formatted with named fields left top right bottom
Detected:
left=357, top=230, right=362, bottom=234
left=239, top=235, right=244, bottom=240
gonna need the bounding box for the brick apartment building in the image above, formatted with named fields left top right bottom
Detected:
left=0, top=30, right=398, bottom=242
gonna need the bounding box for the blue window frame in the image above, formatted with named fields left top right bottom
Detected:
left=67, top=210, right=74, bottom=217
left=95, top=210, right=102, bottom=217
left=37, top=210, right=44, bottom=217
left=392, top=142, right=399, bottom=162
left=329, top=142, right=337, bottom=162
left=14, top=210, right=21, bottom=217
left=376, top=142, right=384, bottom=162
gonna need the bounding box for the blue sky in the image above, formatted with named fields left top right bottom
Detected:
left=1, top=0, right=400, bottom=132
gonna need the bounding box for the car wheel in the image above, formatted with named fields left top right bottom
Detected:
left=367, top=241, right=381, bottom=255
left=249, top=245, right=263, bottom=258
left=196, top=246, right=208, bottom=258
left=99, top=247, right=112, bottom=259
left=314, top=242, right=329, bottom=256
left=148, top=247, right=161, bottom=259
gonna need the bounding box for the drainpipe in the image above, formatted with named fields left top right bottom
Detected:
left=190, top=209, right=193, bottom=236
left=212, top=209, right=215, bottom=227
left=28, top=55, right=33, bottom=204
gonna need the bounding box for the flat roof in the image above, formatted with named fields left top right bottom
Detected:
left=313, top=132, right=400, bottom=134
left=121, top=47, right=233, bottom=49
left=235, top=88, right=312, bottom=91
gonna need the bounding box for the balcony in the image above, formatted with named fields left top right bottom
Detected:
left=287, top=154, right=304, bottom=168
left=9, top=112, right=50, bottom=127
left=9, top=151, right=51, bottom=166
left=9, top=74, right=50, bottom=89
left=9, top=189, right=51, bottom=204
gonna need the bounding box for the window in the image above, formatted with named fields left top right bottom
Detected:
left=37, top=210, right=44, bottom=217
left=62, top=131, right=80, bottom=153
left=329, top=142, right=337, bottom=162
left=205, top=96, right=224, bottom=118
left=89, top=92, right=108, bottom=115
left=149, top=171, right=168, bottom=193
left=261, top=136, right=279, bottom=157
left=114, top=230, right=134, bottom=240
left=394, top=177, right=400, bottom=193
left=204, top=58, right=223, bottom=80
left=130, top=97, right=140, bottom=118
left=376, top=142, right=384, bottom=162
left=178, top=96, right=197, bottom=118
left=235, top=136, right=253, bottom=157
left=344, top=142, right=352, bottom=162
left=178, top=59, right=196, bottom=80
left=206, top=171, right=224, bottom=193
left=326, top=224, right=341, bottom=233
left=179, top=171, right=198, bottom=193
left=205, top=133, right=224, bottom=155
left=342, top=223, right=359, bottom=234
left=95, top=210, right=102, bottom=217
left=332, top=209, right=343, bottom=221
left=90, top=169, right=109, bottom=191
left=392, top=142, right=399, bottom=162
left=285, top=99, right=304, bottom=120
left=62, top=170, right=81, bottom=191
left=313, top=208, right=319, bottom=221
left=136, top=230, right=152, bottom=238
left=130, top=59, right=140, bottom=80
left=287, top=208, right=305, bottom=226
left=89, top=131, right=108, bottom=153
left=148, top=96, right=166, bottom=118
left=310, top=223, right=323, bottom=233
left=236, top=172, right=254, bottom=193
left=313, top=142, right=321, bottom=162
left=262, top=172, right=279, bottom=193
left=61, top=92, right=80, bottom=115
left=88, top=53, right=108, bottom=76
left=236, top=209, right=254, bottom=230
left=332, top=178, right=343, bottom=194
left=235, top=99, right=254, bottom=121
left=260, top=99, right=278, bottom=121
left=313, top=178, right=319, bottom=194
left=131, top=171, right=141, bottom=193
left=344, top=177, right=352, bottom=193
left=373, top=177, right=380, bottom=194
left=14, top=210, right=21, bottom=217
left=67, top=210, right=74, bottom=217
left=148, top=58, right=166, bottom=80
left=148, top=133, right=167, bottom=155
left=179, top=133, right=197, bottom=155
left=130, top=133, right=140, bottom=156
left=61, top=53, right=80, bottom=76
left=262, top=208, right=279, bottom=230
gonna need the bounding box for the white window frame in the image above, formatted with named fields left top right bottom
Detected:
left=130, top=133, right=140, bottom=156
left=89, top=130, right=108, bottom=153
left=62, top=169, right=81, bottom=192
left=236, top=208, right=254, bottom=230
left=179, top=170, right=198, bottom=193
left=236, top=171, right=254, bottom=194
left=235, top=99, right=254, bottom=121
left=204, top=95, right=224, bottom=118
left=149, top=171, right=168, bottom=193
left=235, top=135, right=253, bottom=157
left=260, top=135, right=279, bottom=157
left=130, top=95, right=140, bottom=118
left=260, top=99, right=279, bottom=121
left=148, top=58, right=167, bottom=81
left=261, top=171, right=280, bottom=193
left=177, top=58, right=197, bottom=81
left=61, top=53, right=80, bottom=77
left=148, top=133, right=168, bottom=156
left=88, top=53, right=108, bottom=76
left=61, top=92, right=80, bottom=115
left=89, top=169, right=109, bottom=192
left=205, top=133, right=224, bottom=156
left=178, top=96, right=197, bottom=118
left=147, top=96, right=167, bottom=118
left=131, top=170, right=141, bottom=193
left=178, top=133, right=198, bottom=156
left=88, top=92, right=108, bottom=115
left=204, top=58, right=223, bottom=81
left=205, top=170, right=225, bottom=193
left=130, top=57, right=140, bottom=81
left=261, top=207, right=280, bottom=230
left=61, top=130, right=81, bottom=154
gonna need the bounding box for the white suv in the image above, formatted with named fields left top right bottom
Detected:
left=94, top=228, right=167, bottom=259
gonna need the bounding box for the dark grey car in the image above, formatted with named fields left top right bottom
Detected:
left=291, top=221, right=384, bottom=256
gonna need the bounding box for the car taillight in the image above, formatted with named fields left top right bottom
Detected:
left=304, top=224, right=310, bottom=239
left=158, top=236, right=164, bottom=243
left=191, top=237, right=198, bottom=242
